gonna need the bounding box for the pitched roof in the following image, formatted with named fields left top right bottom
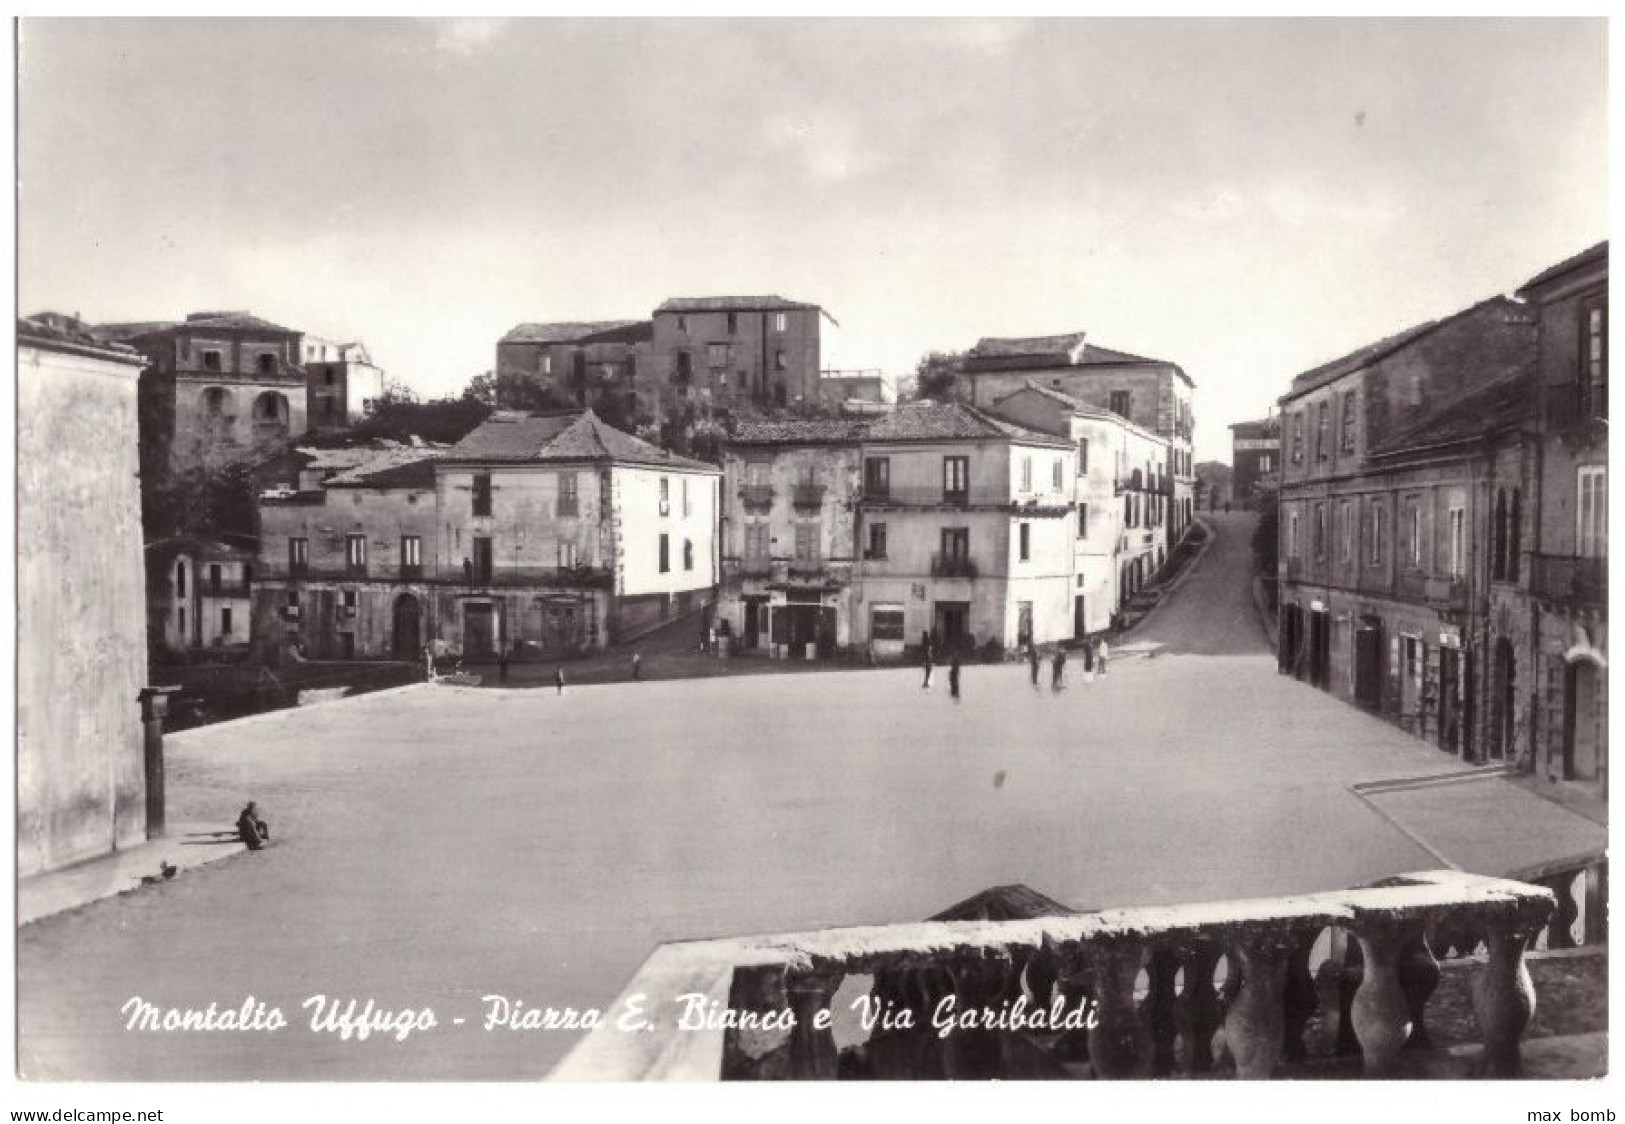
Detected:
left=445, top=410, right=717, bottom=471
left=18, top=313, right=145, bottom=364
left=860, top=402, right=1071, bottom=447
left=1516, top=241, right=1608, bottom=297
left=1371, top=371, right=1536, bottom=458
left=499, top=320, right=651, bottom=345
left=1229, top=416, right=1281, bottom=437
left=962, top=333, right=1182, bottom=376
left=655, top=295, right=820, bottom=314
left=992, top=381, right=1120, bottom=421
left=95, top=312, right=300, bottom=339
left=324, top=448, right=443, bottom=489
left=90, top=320, right=180, bottom=342
left=970, top=332, right=1088, bottom=360
left=729, top=418, right=872, bottom=446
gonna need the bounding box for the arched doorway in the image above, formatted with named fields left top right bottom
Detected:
left=1564, top=658, right=1603, bottom=781
left=252, top=391, right=290, bottom=441
left=392, top=594, right=422, bottom=660
left=1490, top=637, right=1515, bottom=762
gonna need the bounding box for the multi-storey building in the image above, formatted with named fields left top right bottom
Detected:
left=1229, top=416, right=1282, bottom=506
left=147, top=537, right=256, bottom=658
left=717, top=403, right=1079, bottom=658
left=1516, top=242, right=1607, bottom=800
left=95, top=311, right=309, bottom=475
left=302, top=336, right=386, bottom=431
left=255, top=410, right=720, bottom=661
left=983, top=383, right=1172, bottom=624
left=495, top=320, right=654, bottom=415
left=650, top=296, right=828, bottom=413
left=718, top=419, right=868, bottom=658
left=1275, top=294, right=1538, bottom=760
left=958, top=332, right=1197, bottom=543
left=17, top=314, right=151, bottom=875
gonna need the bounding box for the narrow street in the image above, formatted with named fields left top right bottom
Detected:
left=1131, top=511, right=1270, bottom=655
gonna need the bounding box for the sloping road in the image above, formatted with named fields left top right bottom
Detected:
left=1131, top=512, right=1270, bottom=654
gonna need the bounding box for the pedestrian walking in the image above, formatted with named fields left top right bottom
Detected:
left=631, top=652, right=643, bottom=681
left=1051, top=647, right=1067, bottom=691
left=498, top=644, right=510, bottom=684
left=1095, top=638, right=1109, bottom=677
left=1081, top=639, right=1095, bottom=674
left=554, top=667, right=566, bottom=695
left=1028, top=642, right=1041, bottom=687
left=948, top=652, right=962, bottom=700
left=921, top=635, right=935, bottom=689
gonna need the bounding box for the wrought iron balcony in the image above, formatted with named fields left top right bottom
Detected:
left=791, top=483, right=827, bottom=511
left=930, top=553, right=978, bottom=579
left=1529, top=553, right=1606, bottom=606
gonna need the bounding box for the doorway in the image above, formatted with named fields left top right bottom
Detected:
left=934, top=601, right=970, bottom=653
left=462, top=602, right=496, bottom=658
left=1354, top=620, right=1383, bottom=711
left=1490, top=637, right=1516, bottom=762
left=1306, top=609, right=1330, bottom=688
left=1074, top=595, right=1087, bottom=640
left=1438, top=646, right=1462, bottom=756
left=1565, top=660, right=1602, bottom=781
left=742, top=596, right=766, bottom=650
left=392, top=593, right=422, bottom=659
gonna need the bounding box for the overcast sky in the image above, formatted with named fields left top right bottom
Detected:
left=18, top=18, right=1606, bottom=462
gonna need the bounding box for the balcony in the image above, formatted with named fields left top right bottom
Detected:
left=555, top=869, right=1555, bottom=1081
left=791, top=483, right=827, bottom=512
left=931, top=553, right=978, bottom=579
left=739, top=484, right=775, bottom=513
left=1529, top=553, right=1606, bottom=607
left=1395, top=569, right=1467, bottom=609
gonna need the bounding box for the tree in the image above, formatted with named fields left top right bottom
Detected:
left=143, top=460, right=263, bottom=544
left=1251, top=486, right=1279, bottom=576
left=911, top=350, right=967, bottom=402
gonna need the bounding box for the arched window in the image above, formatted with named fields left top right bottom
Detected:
left=253, top=391, right=289, bottom=426
left=1492, top=489, right=1508, bottom=581
left=1509, top=489, right=1522, bottom=582
left=175, top=560, right=187, bottom=597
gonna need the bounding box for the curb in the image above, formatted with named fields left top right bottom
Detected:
left=1121, top=516, right=1217, bottom=637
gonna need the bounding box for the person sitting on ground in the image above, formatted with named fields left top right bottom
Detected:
left=237, top=802, right=270, bottom=850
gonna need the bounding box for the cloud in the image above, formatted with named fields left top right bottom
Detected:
left=432, top=19, right=509, bottom=57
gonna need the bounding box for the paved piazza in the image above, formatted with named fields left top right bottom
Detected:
left=20, top=643, right=1476, bottom=1078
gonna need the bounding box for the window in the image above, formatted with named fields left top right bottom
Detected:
left=1448, top=505, right=1466, bottom=578
left=1288, top=512, right=1300, bottom=558
left=676, top=315, right=687, bottom=333
left=342, top=589, right=358, bottom=613
left=202, top=350, right=222, bottom=372
left=286, top=589, right=299, bottom=609
left=472, top=537, right=492, bottom=583
left=1493, top=490, right=1509, bottom=581
left=1341, top=390, right=1357, bottom=453
left=542, top=353, right=553, bottom=376
left=1313, top=504, right=1326, bottom=559
left=941, top=527, right=970, bottom=559
left=659, top=533, right=670, bottom=573
left=559, top=541, right=577, bottom=569
left=726, top=312, right=738, bottom=334
left=345, top=534, right=367, bottom=572
left=1405, top=500, right=1423, bottom=568
left=401, top=535, right=422, bottom=574
left=472, top=473, right=492, bottom=516
left=289, top=538, right=308, bottom=574
left=744, top=522, right=770, bottom=565
left=1582, top=297, right=1608, bottom=419
left=659, top=477, right=670, bottom=516
left=774, top=312, right=788, bottom=333
left=1368, top=503, right=1385, bottom=566
left=178, top=606, right=186, bottom=636
left=1053, top=459, right=1064, bottom=490
left=708, top=343, right=728, bottom=368
left=683, top=539, right=694, bottom=571
left=675, top=351, right=692, bottom=382
left=1109, top=390, right=1131, bottom=417
left=1317, top=402, right=1329, bottom=461
left=943, top=455, right=969, bottom=502
left=209, top=563, right=222, bottom=592
left=1578, top=466, right=1607, bottom=558
left=1077, top=438, right=1089, bottom=474
left=1021, top=456, right=1033, bottom=491
left=1018, top=523, right=1031, bottom=562
left=794, top=523, right=820, bottom=563
left=175, top=561, right=187, bottom=596
left=864, top=457, right=890, bottom=497
left=1292, top=413, right=1306, bottom=463
left=1258, top=454, right=1273, bottom=473
left=1509, top=489, right=1522, bottom=581
left=258, top=353, right=276, bottom=375
left=866, top=522, right=888, bottom=560
left=775, top=350, right=787, bottom=372
left=870, top=605, right=905, bottom=642
left=681, top=478, right=691, bottom=517
left=221, top=606, right=232, bottom=635
left=1077, top=503, right=1088, bottom=539
left=1338, top=503, right=1353, bottom=562
left=559, top=472, right=579, bottom=516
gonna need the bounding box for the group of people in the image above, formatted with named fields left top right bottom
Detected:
left=918, top=633, right=1109, bottom=699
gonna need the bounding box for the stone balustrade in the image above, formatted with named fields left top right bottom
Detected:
left=552, top=870, right=1553, bottom=1081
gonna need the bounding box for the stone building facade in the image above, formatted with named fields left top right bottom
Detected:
left=650, top=296, right=827, bottom=414
left=255, top=411, right=720, bottom=661
left=1229, top=415, right=1281, bottom=506
left=17, top=315, right=152, bottom=875
left=495, top=320, right=654, bottom=416
left=97, top=311, right=309, bottom=475
left=959, top=332, right=1197, bottom=545
left=303, top=337, right=386, bottom=431
left=1516, top=242, right=1608, bottom=802
left=1275, top=293, right=1540, bottom=763
left=147, top=536, right=256, bottom=658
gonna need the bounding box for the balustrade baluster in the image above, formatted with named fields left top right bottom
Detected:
left=1174, top=941, right=1222, bottom=1074
left=1472, top=920, right=1541, bottom=1077
left=721, top=964, right=794, bottom=1080
left=1050, top=962, right=1094, bottom=1066
left=1544, top=873, right=1579, bottom=950
left=1221, top=935, right=1289, bottom=1079
left=1281, top=930, right=1319, bottom=1062
left=1139, top=946, right=1180, bottom=1076
left=1350, top=925, right=1414, bottom=1075
left=943, top=953, right=1013, bottom=1079
left=1398, top=930, right=1440, bottom=1050
left=1087, top=942, right=1149, bottom=1078
left=1334, top=931, right=1364, bottom=1056
left=784, top=970, right=842, bottom=1080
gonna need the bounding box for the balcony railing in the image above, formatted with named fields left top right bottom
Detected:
left=791, top=483, right=827, bottom=511
left=555, top=870, right=1554, bottom=1081
left=1529, top=553, right=1606, bottom=606
left=739, top=485, right=775, bottom=513
left=1395, top=569, right=1467, bottom=608
left=930, top=553, right=978, bottom=579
